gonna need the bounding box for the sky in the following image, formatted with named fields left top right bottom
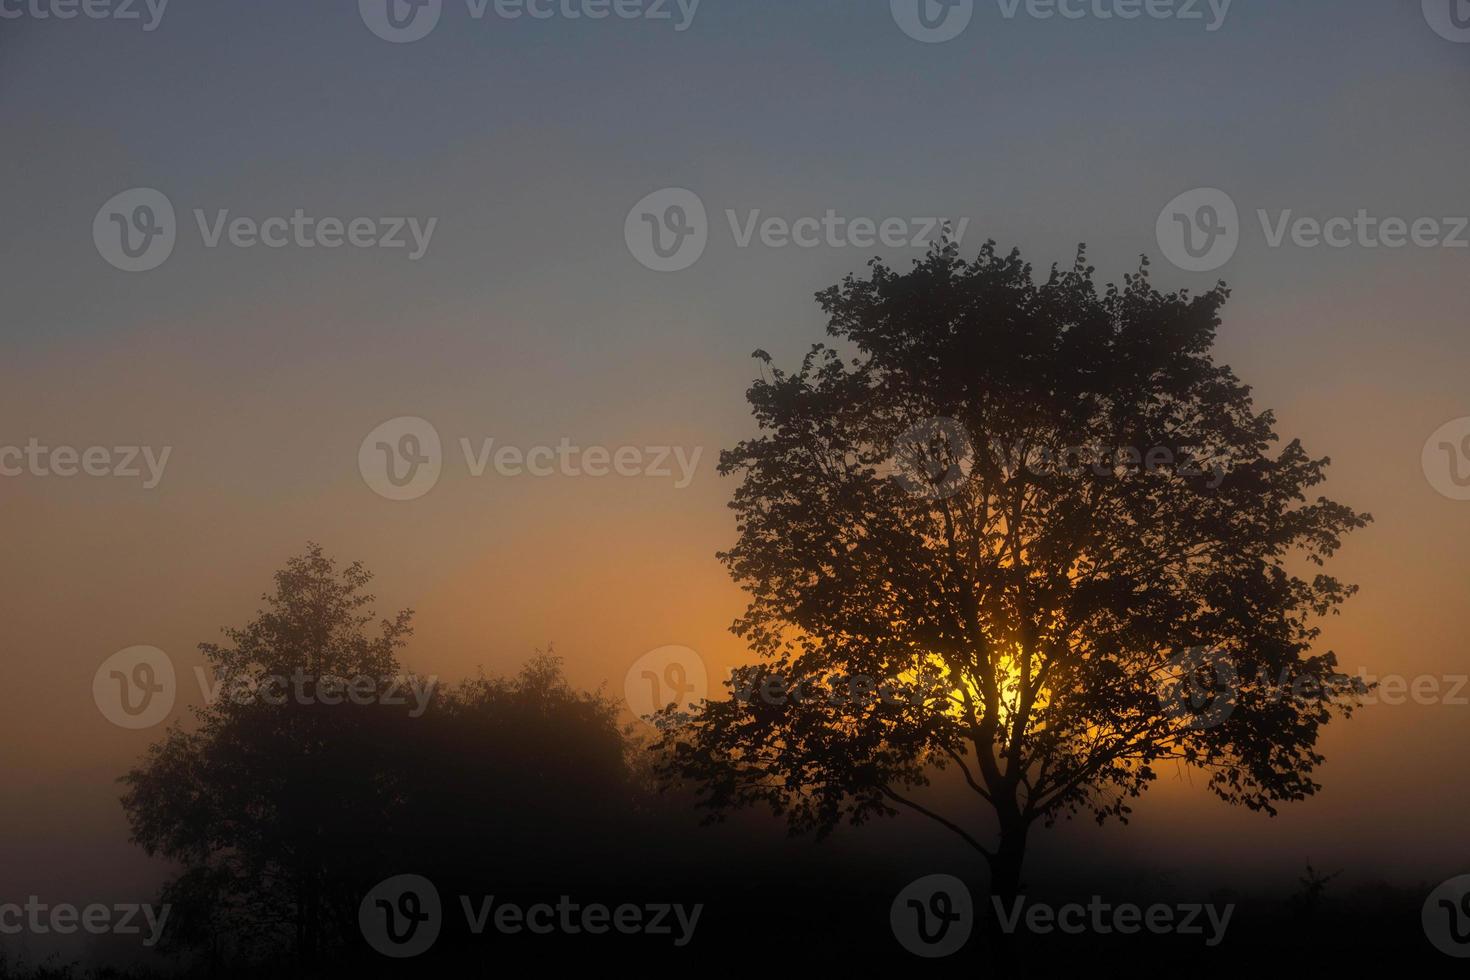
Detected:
left=3, top=0, right=1470, bottom=959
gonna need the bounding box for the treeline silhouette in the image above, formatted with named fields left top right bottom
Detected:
left=2, top=547, right=910, bottom=977
left=0, top=511, right=1434, bottom=978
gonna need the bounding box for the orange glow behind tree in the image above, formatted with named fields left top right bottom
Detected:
left=657, top=241, right=1372, bottom=901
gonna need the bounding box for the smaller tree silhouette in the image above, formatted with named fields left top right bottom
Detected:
left=1290, top=863, right=1343, bottom=921
left=121, top=544, right=418, bottom=962
left=120, top=546, right=646, bottom=967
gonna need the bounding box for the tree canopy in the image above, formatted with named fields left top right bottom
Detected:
left=120, top=546, right=638, bottom=966
left=659, top=241, right=1371, bottom=898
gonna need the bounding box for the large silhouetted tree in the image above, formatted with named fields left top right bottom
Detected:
left=659, top=241, right=1372, bottom=901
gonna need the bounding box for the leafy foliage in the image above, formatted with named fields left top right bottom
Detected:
left=119, top=546, right=636, bottom=963
left=659, top=242, right=1371, bottom=893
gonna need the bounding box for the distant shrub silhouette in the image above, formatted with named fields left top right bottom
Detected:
left=119, top=546, right=641, bottom=968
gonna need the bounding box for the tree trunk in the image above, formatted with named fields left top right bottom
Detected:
left=983, top=820, right=1030, bottom=972
left=988, top=819, right=1029, bottom=904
